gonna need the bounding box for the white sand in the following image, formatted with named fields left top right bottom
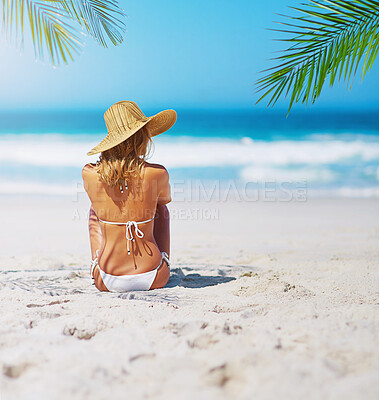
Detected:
left=0, top=195, right=378, bottom=399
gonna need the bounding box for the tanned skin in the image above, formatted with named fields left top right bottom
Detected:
left=82, top=161, right=171, bottom=292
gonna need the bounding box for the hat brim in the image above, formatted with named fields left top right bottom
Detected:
left=145, top=109, right=177, bottom=137
left=87, top=109, right=177, bottom=156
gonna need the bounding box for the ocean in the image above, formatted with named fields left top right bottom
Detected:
left=0, top=109, right=378, bottom=198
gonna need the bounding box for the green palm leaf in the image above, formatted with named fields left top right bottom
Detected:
left=254, top=0, right=379, bottom=116
left=1, top=0, right=126, bottom=66
left=55, top=0, right=125, bottom=47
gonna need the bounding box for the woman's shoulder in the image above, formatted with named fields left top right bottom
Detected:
left=143, top=162, right=169, bottom=177
left=142, top=163, right=169, bottom=188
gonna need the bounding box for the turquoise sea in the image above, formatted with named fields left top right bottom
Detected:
left=0, top=109, right=378, bottom=197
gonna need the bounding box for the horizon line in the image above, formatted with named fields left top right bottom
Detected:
left=0, top=107, right=378, bottom=114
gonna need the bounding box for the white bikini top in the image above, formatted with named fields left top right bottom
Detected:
left=97, top=216, right=155, bottom=255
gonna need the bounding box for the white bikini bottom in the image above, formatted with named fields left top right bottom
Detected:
left=90, top=252, right=170, bottom=292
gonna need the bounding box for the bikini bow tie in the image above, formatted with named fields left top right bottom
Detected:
left=96, top=215, right=155, bottom=255
left=125, top=221, right=145, bottom=255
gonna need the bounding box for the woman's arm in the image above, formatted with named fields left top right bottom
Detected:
left=153, top=204, right=170, bottom=257
left=82, top=165, right=102, bottom=260
left=89, top=205, right=102, bottom=260
left=153, top=166, right=171, bottom=257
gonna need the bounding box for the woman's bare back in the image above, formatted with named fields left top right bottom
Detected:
left=82, top=161, right=171, bottom=283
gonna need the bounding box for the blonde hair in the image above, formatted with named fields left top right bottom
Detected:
left=97, top=126, right=152, bottom=186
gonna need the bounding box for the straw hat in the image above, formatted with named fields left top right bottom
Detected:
left=87, top=101, right=177, bottom=156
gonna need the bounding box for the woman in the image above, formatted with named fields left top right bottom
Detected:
left=82, top=101, right=177, bottom=292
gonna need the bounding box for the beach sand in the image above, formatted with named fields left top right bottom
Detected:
left=0, top=195, right=378, bottom=399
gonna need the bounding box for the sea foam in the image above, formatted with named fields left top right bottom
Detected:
left=0, top=133, right=378, bottom=197
left=1, top=134, right=379, bottom=168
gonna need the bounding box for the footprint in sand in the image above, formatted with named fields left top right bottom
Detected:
left=117, top=291, right=180, bottom=307
left=62, top=320, right=107, bottom=340
left=187, top=333, right=219, bottom=349
left=204, top=361, right=244, bottom=393
left=221, top=322, right=243, bottom=335
left=212, top=304, right=250, bottom=313
left=26, top=299, right=70, bottom=308
left=62, top=325, right=98, bottom=340
left=205, top=363, right=230, bottom=387
left=3, top=362, right=32, bottom=378
left=233, top=274, right=314, bottom=298
left=164, top=321, right=209, bottom=336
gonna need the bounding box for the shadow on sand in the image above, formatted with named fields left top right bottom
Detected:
left=165, top=267, right=236, bottom=289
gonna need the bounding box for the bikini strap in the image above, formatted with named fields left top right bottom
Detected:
left=97, top=216, right=155, bottom=255
left=90, top=249, right=99, bottom=279
left=97, top=216, right=155, bottom=225
left=161, top=252, right=170, bottom=267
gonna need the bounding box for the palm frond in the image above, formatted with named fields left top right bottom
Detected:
left=55, top=0, right=125, bottom=47
left=27, top=1, right=82, bottom=64
left=254, top=0, right=379, bottom=116
left=1, top=0, right=126, bottom=66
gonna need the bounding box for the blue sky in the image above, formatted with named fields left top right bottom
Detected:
left=0, top=0, right=378, bottom=111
